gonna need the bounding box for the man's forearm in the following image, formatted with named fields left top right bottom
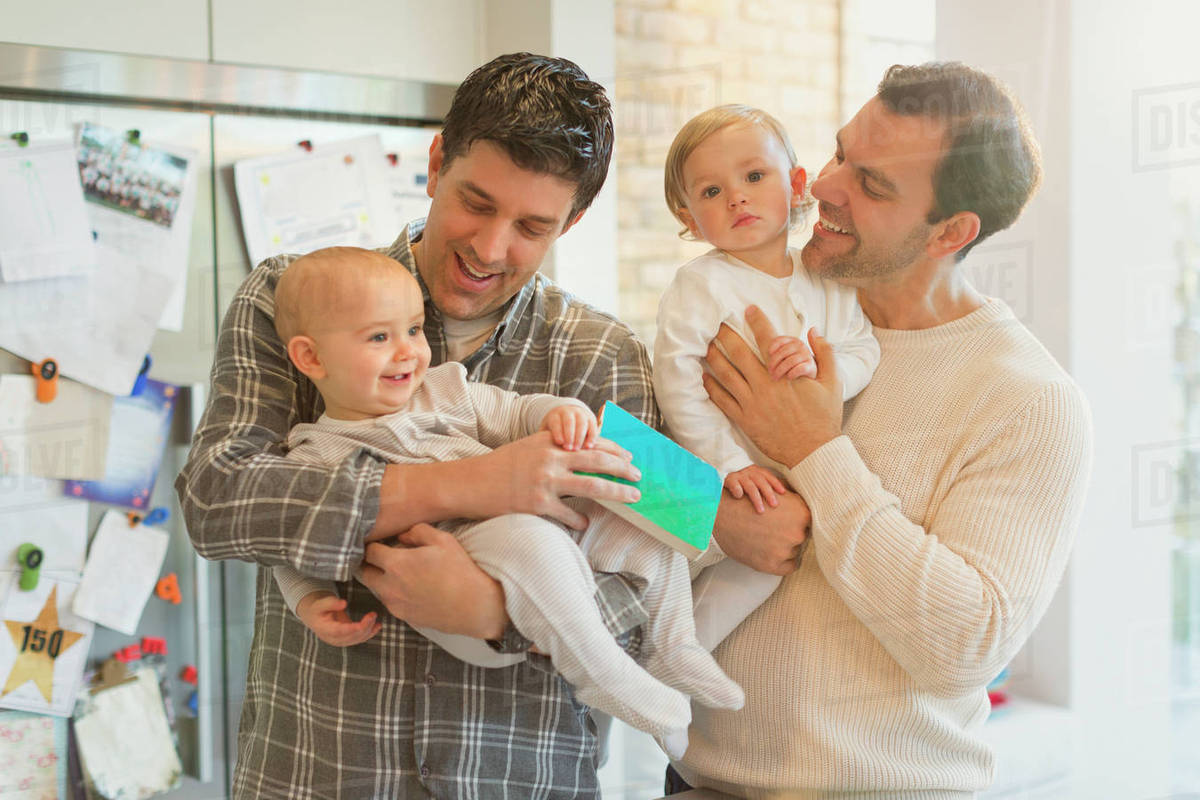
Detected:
left=368, top=460, right=478, bottom=542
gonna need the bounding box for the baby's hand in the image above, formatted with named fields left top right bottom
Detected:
left=541, top=404, right=598, bottom=451
left=724, top=465, right=788, bottom=514
left=295, top=590, right=382, bottom=647
left=767, top=335, right=817, bottom=381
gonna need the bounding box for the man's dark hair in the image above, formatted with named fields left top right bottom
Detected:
left=877, top=62, right=1042, bottom=261
left=440, top=52, right=614, bottom=221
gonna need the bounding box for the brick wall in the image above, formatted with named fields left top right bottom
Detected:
left=613, top=0, right=843, bottom=345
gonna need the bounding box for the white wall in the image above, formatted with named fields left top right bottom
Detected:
left=210, top=0, right=482, bottom=85
left=1, top=0, right=482, bottom=85
left=481, top=0, right=620, bottom=317
left=0, top=0, right=210, bottom=60
left=939, top=1, right=1188, bottom=796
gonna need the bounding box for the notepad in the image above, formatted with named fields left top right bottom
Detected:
left=582, top=402, right=722, bottom=558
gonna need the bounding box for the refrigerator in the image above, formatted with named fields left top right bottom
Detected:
left=0, top=41, right=449, bottom=799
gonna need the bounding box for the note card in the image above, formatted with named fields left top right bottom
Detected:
left=234, top=134, right=394, bottom=267
left=0, top=140, right=97, bottom=283
left=0, top=709, right=69, bottom=799
left=0, top=576, right=93, bottom=717
left=0, top=375, right=112, bottom=482
left=72, top=510, right=169, bottom=636
left=63, top=379, right=178, bottom=509
left=74, top=668, right=182, bottom=799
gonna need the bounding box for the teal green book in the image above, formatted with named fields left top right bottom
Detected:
left=583, top=401, right=721, bottom=558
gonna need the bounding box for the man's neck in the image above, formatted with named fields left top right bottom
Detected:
left=857, top=259, right=985, bottom=330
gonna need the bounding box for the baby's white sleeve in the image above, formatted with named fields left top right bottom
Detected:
left=821, top=280, right=880, bottom=400
left=274, top=567, right=337, bottom=616
left=653, top=270, right=755, bottom=478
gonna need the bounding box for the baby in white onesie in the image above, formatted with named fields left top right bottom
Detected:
left=268, top=246, right=742, bottom=750
left=656, top=105, right=881, bottom=649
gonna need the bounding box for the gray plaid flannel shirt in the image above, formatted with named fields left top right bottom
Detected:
left=176, top=221, right=663, bottom=799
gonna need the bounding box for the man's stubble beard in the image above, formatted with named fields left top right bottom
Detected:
left=802, top=223, right=929, bottom=282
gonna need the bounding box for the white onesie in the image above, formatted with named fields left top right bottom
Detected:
left=272, top=363, right=743, bottom=746
left=653, top=247, right=880, bottom=649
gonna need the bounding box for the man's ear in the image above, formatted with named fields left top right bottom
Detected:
left=928, top=211, right=981, bottom=260
left=425, top=134, right=445, bottom=200
left=789, top=166, right=807, bottom=204
left=286, top=335, right=327, bottom=381
left=559, top=209, right=586, bottom=237
left=676, top=207, right=701, bottom=239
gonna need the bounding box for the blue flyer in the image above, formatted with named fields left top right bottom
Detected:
left=63, top=379, right=178, bottom=509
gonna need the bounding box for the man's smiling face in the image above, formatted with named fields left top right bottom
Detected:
left=802, top=96, right=945, bottom=283
left=415, top=136, right=582, bottom=322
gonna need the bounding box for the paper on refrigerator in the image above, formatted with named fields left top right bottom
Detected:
left=73, top=668, right=182, bottom=798
left=0, top=576, right=94, bottom=717
left=0, top=374, right=111, bottom=481
left=386, top=148, right=431, bottom=231
left=0, top=474, right=89, bottom=578
left=0, top=140, right=96, bottom=283
left=234, top=134, right=395, bottom=267
left=75, top=123, right=199, bottom=332
left=72, top=510, right=168, bottom=636
left=0, top=241, right=172, bottom=396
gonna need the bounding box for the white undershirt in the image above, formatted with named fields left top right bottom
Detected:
left=442, top=310, right=503, bottom=363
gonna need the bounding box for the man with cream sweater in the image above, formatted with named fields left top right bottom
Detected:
left=670, top=63, right=1093, bottom=798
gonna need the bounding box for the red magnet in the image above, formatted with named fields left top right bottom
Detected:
left=141, top=636, right=167, bottom=656
left=113, top=643, right=142, bottom=663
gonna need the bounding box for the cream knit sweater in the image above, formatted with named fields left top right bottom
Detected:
left=675, top=299, right=1092, bottom=799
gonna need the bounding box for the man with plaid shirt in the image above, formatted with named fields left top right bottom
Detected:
left=178, top=52, right=809, bottom=799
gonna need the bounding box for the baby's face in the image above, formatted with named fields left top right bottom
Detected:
left=311, top=272, right=431, bottom=419
left=678, top=123, right=799, bottom=257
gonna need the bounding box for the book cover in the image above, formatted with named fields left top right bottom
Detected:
left=583, top=402, right=721, bottom=558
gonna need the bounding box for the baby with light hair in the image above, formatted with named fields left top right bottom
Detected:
left=269, top=246, right=742, bottom=750
left=656, top=106, right=881, bottom=649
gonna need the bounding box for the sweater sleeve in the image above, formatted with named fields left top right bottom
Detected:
left=174, top=260, right=383, bottom=581
left=786, top=382, right=1092, bottom=696
left=273, top=568, right=337, bottom=615
left=463, top=377, right=590, bottom=447
left=653, top=268, right=755, bottom=477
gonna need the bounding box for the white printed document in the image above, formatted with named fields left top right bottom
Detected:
left=0, top=140, right=96, bottom=283
left=72, top=510, right=169, bottom=636
left=234, top=135, right=394, bottom=267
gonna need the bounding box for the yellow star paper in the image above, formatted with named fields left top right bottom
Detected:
left=4, top=586, right=86, bottom=703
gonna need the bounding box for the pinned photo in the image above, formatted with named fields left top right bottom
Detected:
left=76, top=123, right=188, bottom=229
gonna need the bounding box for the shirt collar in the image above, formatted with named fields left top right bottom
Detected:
left=389, top=217, right=540, bottom=358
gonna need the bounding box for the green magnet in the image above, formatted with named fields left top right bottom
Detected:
left=17, top=543, right=43, bottom=591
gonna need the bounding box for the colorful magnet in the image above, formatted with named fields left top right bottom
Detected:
left=17, top=543, right=43, bottom=591
left=31, top=358, right=58, bottom=403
